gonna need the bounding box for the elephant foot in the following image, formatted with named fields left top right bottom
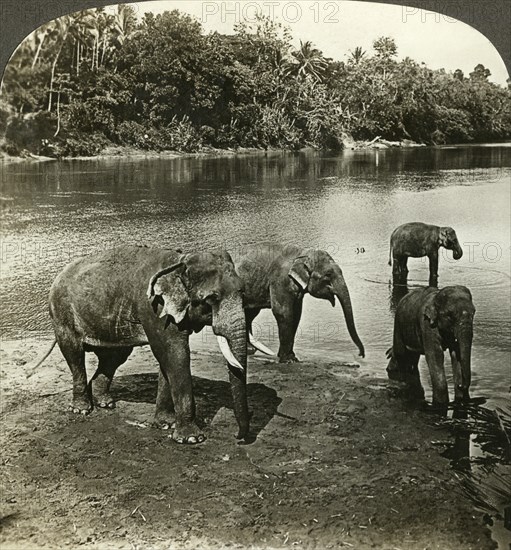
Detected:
left=69, top=396, right=93, bottom=415
left=94, top=392, right=115, bottom=409
left=454, top=387, right=471, bottom=403
left=153, top=410, right=176, bottom=430
left=279, top=352, right=299, bottom=364
left=386, top=359, right=406, bottom=382
left=428, top=400, right=448, bottom=416
left=172, top=421, right=206, bottom=445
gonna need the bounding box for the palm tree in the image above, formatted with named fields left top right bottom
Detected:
left=291, top=40, right=329, bottom=83
left=349, top=46, right=366, bottom=65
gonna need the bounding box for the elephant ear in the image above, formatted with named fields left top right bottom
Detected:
left=288, top=256, right=311, bottom=290
left=423, top=302, right=438, bottom=328
left=438, top=227, right=451, bottom=247
left=147, top=262, right=190, bottom=324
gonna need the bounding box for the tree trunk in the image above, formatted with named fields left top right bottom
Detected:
left=54, top=90, right=61, bottom=137
left=32, top=32, right=46, bottom=68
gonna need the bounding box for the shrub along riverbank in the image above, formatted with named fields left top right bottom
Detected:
left=1, top=7, right=510, bottom=158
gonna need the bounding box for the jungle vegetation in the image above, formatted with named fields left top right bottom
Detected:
left=1, top=6, right=510, bottom=157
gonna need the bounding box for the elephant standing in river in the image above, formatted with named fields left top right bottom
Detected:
left=234, top=244, right=365, bottom=363
left=48, top=246, right=248, bottom=444
left=389, top=222, right=463, bottom=286
left=386, top=285, right=475, bottom=412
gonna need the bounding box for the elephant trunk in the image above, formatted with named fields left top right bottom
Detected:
left=452, top=240, right=463, bottom=260
left=333, top=277, right=365, bottom=358
left=212, top=293, right=249, bottom=439
left=455, top=324, right=473, bottom=399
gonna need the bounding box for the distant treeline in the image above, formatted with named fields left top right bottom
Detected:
left=1, top=6, right=510, bottom=157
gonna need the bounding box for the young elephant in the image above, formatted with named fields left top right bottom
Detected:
left=386, top=285, right=475, bottom=411
left=47, top=246, right=248, bottom=444
left=234, top=243, right=365, bottom=363
left=389, top=222, right=463, bottom=285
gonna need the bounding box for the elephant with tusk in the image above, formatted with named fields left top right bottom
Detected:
left=389, top=222, right=463, bottom=286
left=44, top=245, right=249, bottom=444
left=386, top=285, right=476, bottom=412
left=234, top=243, right=365, bottom=363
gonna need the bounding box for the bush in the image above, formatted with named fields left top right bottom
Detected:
left=114, top=116, right=202, bottom=152
left=53, top=131, right=111, bottom=157
left=5, top=112, right=57, bottom=152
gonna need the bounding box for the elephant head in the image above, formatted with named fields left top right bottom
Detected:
left=439, top=227, right=463, bottom=260
left=423, top=286, right=475, bottom=395
left=288, top=249, right=365, bottom=357
left=148, top=250, right=249, bottom=438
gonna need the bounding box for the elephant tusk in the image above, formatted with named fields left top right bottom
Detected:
left=249, top=333, right=275, bottom=356
left=216, top=335, right=244, bottom=371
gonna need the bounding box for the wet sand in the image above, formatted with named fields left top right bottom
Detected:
left=0, top=335, right=496, bottom=549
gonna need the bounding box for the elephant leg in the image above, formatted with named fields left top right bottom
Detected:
left=246, top=308, right=261, bottom=355
left=154, top=370, right=176, bottom=429
left=405, top=353, right=425, bottom=401
left=272, top=296, right=301, bottom=363
left=55, top=328, right=91, bottom=414
left=392, top=255, right=408, bottom=283
left=386, top=331, right=408, bottom=381
left=148, top=329, right=204, bottom=444
left=428, top=251, right=439, bottom=286
left=425, top=347, right=448, bottom=412
left=91, top=346, right=132, bottom=409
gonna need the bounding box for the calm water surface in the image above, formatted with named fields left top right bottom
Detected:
left=1, top=145, right=510, bottom=408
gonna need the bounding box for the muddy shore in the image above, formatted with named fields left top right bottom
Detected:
left=0, top=335, right=496, bottom=550
left=0, top=138, right=426, bottom=164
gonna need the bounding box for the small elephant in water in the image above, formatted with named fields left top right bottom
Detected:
left=234, top=243, right=365, bottom=363
left=48, top=246, right=249, bottom=444
left=389, top=222, right=463, bottom=285
left=386, top=285, right=475, bottom=412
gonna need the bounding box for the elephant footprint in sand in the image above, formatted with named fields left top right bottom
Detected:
left=235, top=243, right=365, bottom=363
left=42, top=246, right=249, bottom=444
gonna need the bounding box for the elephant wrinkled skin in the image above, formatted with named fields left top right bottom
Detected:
left=389, top=222, right=463, bottom=286
left=49, top=246, right=248, bottom=444
left=235, top=243, right=365, bottom=363
left=386, top=285, right=475, bottom=412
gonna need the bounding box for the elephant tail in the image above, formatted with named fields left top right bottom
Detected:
left=26, top=339, right=57, bottom=378
left=385, top=346, right=393, bottom=359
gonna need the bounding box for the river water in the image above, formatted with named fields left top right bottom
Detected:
left=1, top=145, right=510, bottom=409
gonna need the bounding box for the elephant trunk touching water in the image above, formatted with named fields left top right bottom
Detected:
left=452, top=319, right=473, bottom=401
left=389, top=222, right=463, bottom=286
left=331, top=270, right=365, bottom=359
left=235, top=244, right=365, bottom=363
left=386, top=285, right=475, bottom=411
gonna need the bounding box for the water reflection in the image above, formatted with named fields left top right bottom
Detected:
left=1, top=145, right=510, bottom=407
left=388, top=281, right=410, bottom=314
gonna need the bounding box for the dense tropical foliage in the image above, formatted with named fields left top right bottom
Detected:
left=1, top=6, right=510, bottom=157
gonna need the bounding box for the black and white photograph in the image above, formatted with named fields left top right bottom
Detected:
left=0, top=1, right=510, bottom=548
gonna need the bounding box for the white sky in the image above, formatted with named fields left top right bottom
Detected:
left=106, top=0, right=509, bottom=86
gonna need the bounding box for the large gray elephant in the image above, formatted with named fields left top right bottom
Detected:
left=386, top=285, right=475, bottom=411
left=47, top=245, right=248, bottom=444
left=234, top=244, right=365, bottom=363
left=389, top=222, right=463, bottom=285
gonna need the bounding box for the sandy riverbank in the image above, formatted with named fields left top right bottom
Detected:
left=0, top=137, right=428, bottom=164
left=0, top=335, right=495, bottom=549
